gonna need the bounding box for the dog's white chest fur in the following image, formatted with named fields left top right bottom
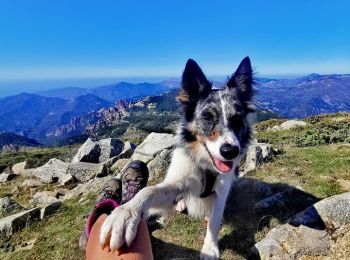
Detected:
left=164, top=148, right=236, bottom=218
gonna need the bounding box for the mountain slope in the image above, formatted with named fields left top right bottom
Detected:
left=0, top=93, right=112, bottom=143
left=255, top=74, right=350, bottom=118
left=0, top=93, right=67, bottom=135
left=0, top=132, right=41, bottom=151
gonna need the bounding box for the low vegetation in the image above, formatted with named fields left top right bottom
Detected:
left=0, top=197, right=92, bottom=260
left=0, top=146, right=77, bottom=172
left=256, top=112, right=350, bottom=147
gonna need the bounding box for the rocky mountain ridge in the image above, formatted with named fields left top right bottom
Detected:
left=255, top=73, right=350, bottom=118
left=0, top=80, right=177, bottom=144
left=0, top=73, right=349, bottom=146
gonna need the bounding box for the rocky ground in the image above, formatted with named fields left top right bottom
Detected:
left=0, top=116, right=349, bottom=259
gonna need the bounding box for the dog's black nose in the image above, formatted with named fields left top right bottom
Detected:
left=220, top=144, right=240, bottom=160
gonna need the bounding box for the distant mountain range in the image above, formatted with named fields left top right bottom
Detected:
left=0, top=80, right=177, bottom=144
left=255, top=74, right=350, bottom=118
left=0, top=93, right=112, bottom=142
left=0, top=132, right=41, bottom=152
left=36, top=80, right=179, bottom=101
left=0, top=74, right=348, bottom=145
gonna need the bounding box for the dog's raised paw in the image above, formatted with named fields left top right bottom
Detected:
left=99, top=204, right=141, bottom=251
left=200, top=241, right=220, bottom=260
left=175, top=199, right=187, bottom=213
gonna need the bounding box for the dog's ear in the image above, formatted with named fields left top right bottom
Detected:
left=227, top=56, right=255, bottom=112
left=178, top=59, right=211, bottom=104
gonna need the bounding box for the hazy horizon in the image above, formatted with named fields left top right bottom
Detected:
left=1, top=72, right=349, bottom=98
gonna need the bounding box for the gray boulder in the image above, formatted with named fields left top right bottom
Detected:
left=289, top=191, right=350, bottom=230
left=31, top=158, right=71, bottom=184
left=118, top=141, right=136, bottom=159
left=63, top=176, right=112, bottom=200
left=329, top=224, right=350, bottom=259
left=30, top=191, right=59, bottom=207
left=72, top=138, right=101, bottom=163
left=254, top=224, right=330, bottom=259
left=267, top=125, right=282, bottom=131
left=0, top=208, right=40, bottom=239
left=127, top=133, right=175, bottom=167
left=0, top=197, right=24, bottom=218
left=1, top=166, right=13, bottom=175
left=0, top=172, right=16, bottom=183
left=111, top=159, right=129, bottom=173
left=98, top=138, right=124, bottom=162
left=268, top=120, right=308, bottom=131
left=129, top=153, right=154, bottom=164
left=133, top=133, right=175, bottom=158
left=253, top=192, right=350, bottom=259
left=101, top=156, right=119, bottom=174
left=21, top=179, right=45, bottom=188
left=55, top=188, right=70, bottom=199
left=67, top=162, right=107, bottom=183
left=241, top=143, right=273, bottom=175
left=147, top=148, right=173, bottom=181
left=11, top=161, right=29, bottom=175
left=30, top=191, right=62, bottom=219
left=280, top=120, right=307, bottom=130
left=40, top=201, right=62, bottom=219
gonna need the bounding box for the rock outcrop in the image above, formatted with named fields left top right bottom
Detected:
left=67, top=162, right=106, bottom=182
left=254, top=192, right=350, bottom=259
left=118, top=132, right=176, bottom=179
left=133, top=133, right=175, bottom=159
left=11, top=161, right=29, bottom=176
left=62, top=176, right=112, bottom=200
left=21, top=179, right=44, bottom=188
left=71, top=138, right=101, bottom=163
left=147, top=148, right=173, bottom=181
left=0, top=172, right=16, bottom=183
left=72, top=137, right=126, bottom=164
left=31, top=158, right=73, bottom=185
left=241, top=142, right=274, bottom=175
left=0, top=208, right=41, bottom=239
left=118, top=141, right=136, bottom=159
left=0, top=197, right=24, bottom=218
left=98, top=138, right=124, bottom=162
left=111, top=159, right=129, bottom=173
left=267, top=120, right=308, bottom=131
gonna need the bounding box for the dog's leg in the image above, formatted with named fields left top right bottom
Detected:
left=200, top=176, right=233, bottom=260
left=99, top=181, right=181, bottom=251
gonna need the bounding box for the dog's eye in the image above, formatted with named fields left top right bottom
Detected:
left=201, top=111, right=214, bottom=121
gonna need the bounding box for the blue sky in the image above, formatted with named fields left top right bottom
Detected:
left=0, top=0, right=349, bottom=81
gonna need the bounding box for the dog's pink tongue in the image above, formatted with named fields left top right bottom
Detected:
left=213, top=157, right=233, bottom=173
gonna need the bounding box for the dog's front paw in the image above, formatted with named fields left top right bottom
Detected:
left=174, top=199, right=187, bottom=213
left=99, top=204, right=141, bottom=251
left=200, top=240, right=220, bottom=260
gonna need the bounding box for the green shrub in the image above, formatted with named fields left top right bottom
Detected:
left=256, top=113, right=350, bottom=147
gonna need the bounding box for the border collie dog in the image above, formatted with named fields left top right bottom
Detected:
left=100, top=57, right=254, bottom=259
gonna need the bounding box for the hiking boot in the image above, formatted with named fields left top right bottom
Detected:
left=79, top=178, right=122, bottom=251
left=121, top=160, right=149, bottom=204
